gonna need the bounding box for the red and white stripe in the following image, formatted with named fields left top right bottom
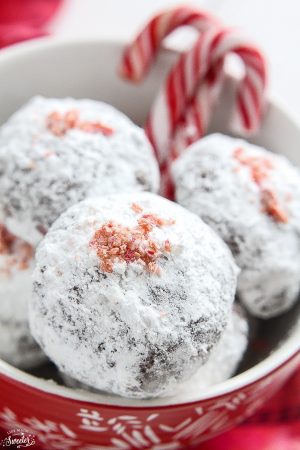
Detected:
left=146, top=26, right=267, bottom=164
left=120, top=6, right=219, bottom=82
left=120, top=7, right=267, bottom=196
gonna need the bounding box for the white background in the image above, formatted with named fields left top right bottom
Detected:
left=50, top=0, right=300, bottom=120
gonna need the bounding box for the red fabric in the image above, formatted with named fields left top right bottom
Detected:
left=0, top=1, right=299, bottom=449
left=0, top=0, right=62, bottom=48
left=200, top=369, right=300, bottom=449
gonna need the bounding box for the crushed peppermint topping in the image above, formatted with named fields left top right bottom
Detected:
left=0, top=224, right=33, bottom=273
left=90, top=207, right=175, bottom=275
left=131, top=203, right=143, bottom=213
left=234, top=147, right=288, bottom=223
left=261, top=189, right=289, bottom=223
left=234, top=147, right=273, bottom=184
left=46, top=109, right=114, bottom=137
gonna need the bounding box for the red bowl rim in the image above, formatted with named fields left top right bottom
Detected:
left=0, top=334, right=299, bottom=410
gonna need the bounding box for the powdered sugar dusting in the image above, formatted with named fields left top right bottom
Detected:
left=173, top=133, right=300, bottom=318
left=0, top=248, right=45, bottom=368
left=170, top=303, right=248, bottom=400
left=30, top=192, right=238, bottom=399
left=0, top=97, right=160, bottom=246
left=62, top=304, right=249, bottom=401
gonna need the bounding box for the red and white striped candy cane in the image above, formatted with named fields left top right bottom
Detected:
left=120, top=6, right=220, bottom=82
left=120, top=7, right=267, bottom=196
left=146, top=26, right=267, bottom=164
left=172, top=57, right=225, bottom=151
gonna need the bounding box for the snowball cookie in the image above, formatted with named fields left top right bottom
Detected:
left=0, top=96, right=160, bottom=246
left=30, top=192, right=238, bottom=399
left=61, top=304, right=249, bottom=397
left=172, top=133, right=300, bottom=319
left=0, top=225, right=45, bottom=368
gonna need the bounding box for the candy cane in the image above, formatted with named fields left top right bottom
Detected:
left=120, top=7, right=267, bottom=197
left=146, top=26, right=267, bottom=164
left=171, top=56, right=225, bottom=156
left=120, top=6, right=220, bottom=82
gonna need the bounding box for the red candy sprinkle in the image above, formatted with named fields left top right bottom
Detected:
left=0, top=224, right=34, bottom=273
left=233, top=147, right=289, bottom=223
left=131, top=203, right=143, bottom=213
left=164, top=239, right=172, bottom=252
left=261, top=189, right=289, bottom=224
left=46, top=109, right=114, bottom=137
left=234, top=147, right=273, bottom=184
left=0, top=225, right=15, bottom=255
left=90, top=205, right=175, bottom=275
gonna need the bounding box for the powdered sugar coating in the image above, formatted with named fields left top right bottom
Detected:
left=0, top=255, right=45, bottom=368
left=175, top=304, right=248, bottom=398
left=172, top=133, right=300, bottom=319
left=30, top=192, right=238, bottom=399
left=0, top=97, right=160, bottom=246
left=61, top=304, right=248, bottom=399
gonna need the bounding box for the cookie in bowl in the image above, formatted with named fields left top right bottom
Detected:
left=29, top=192, right=238, bottom=398
left=172, top=133, right=300, bottom=318
left=0, top=96, right=160, bottom=246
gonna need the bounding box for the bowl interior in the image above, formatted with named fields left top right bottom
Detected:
left=0, top=38, right=300, bottom=407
